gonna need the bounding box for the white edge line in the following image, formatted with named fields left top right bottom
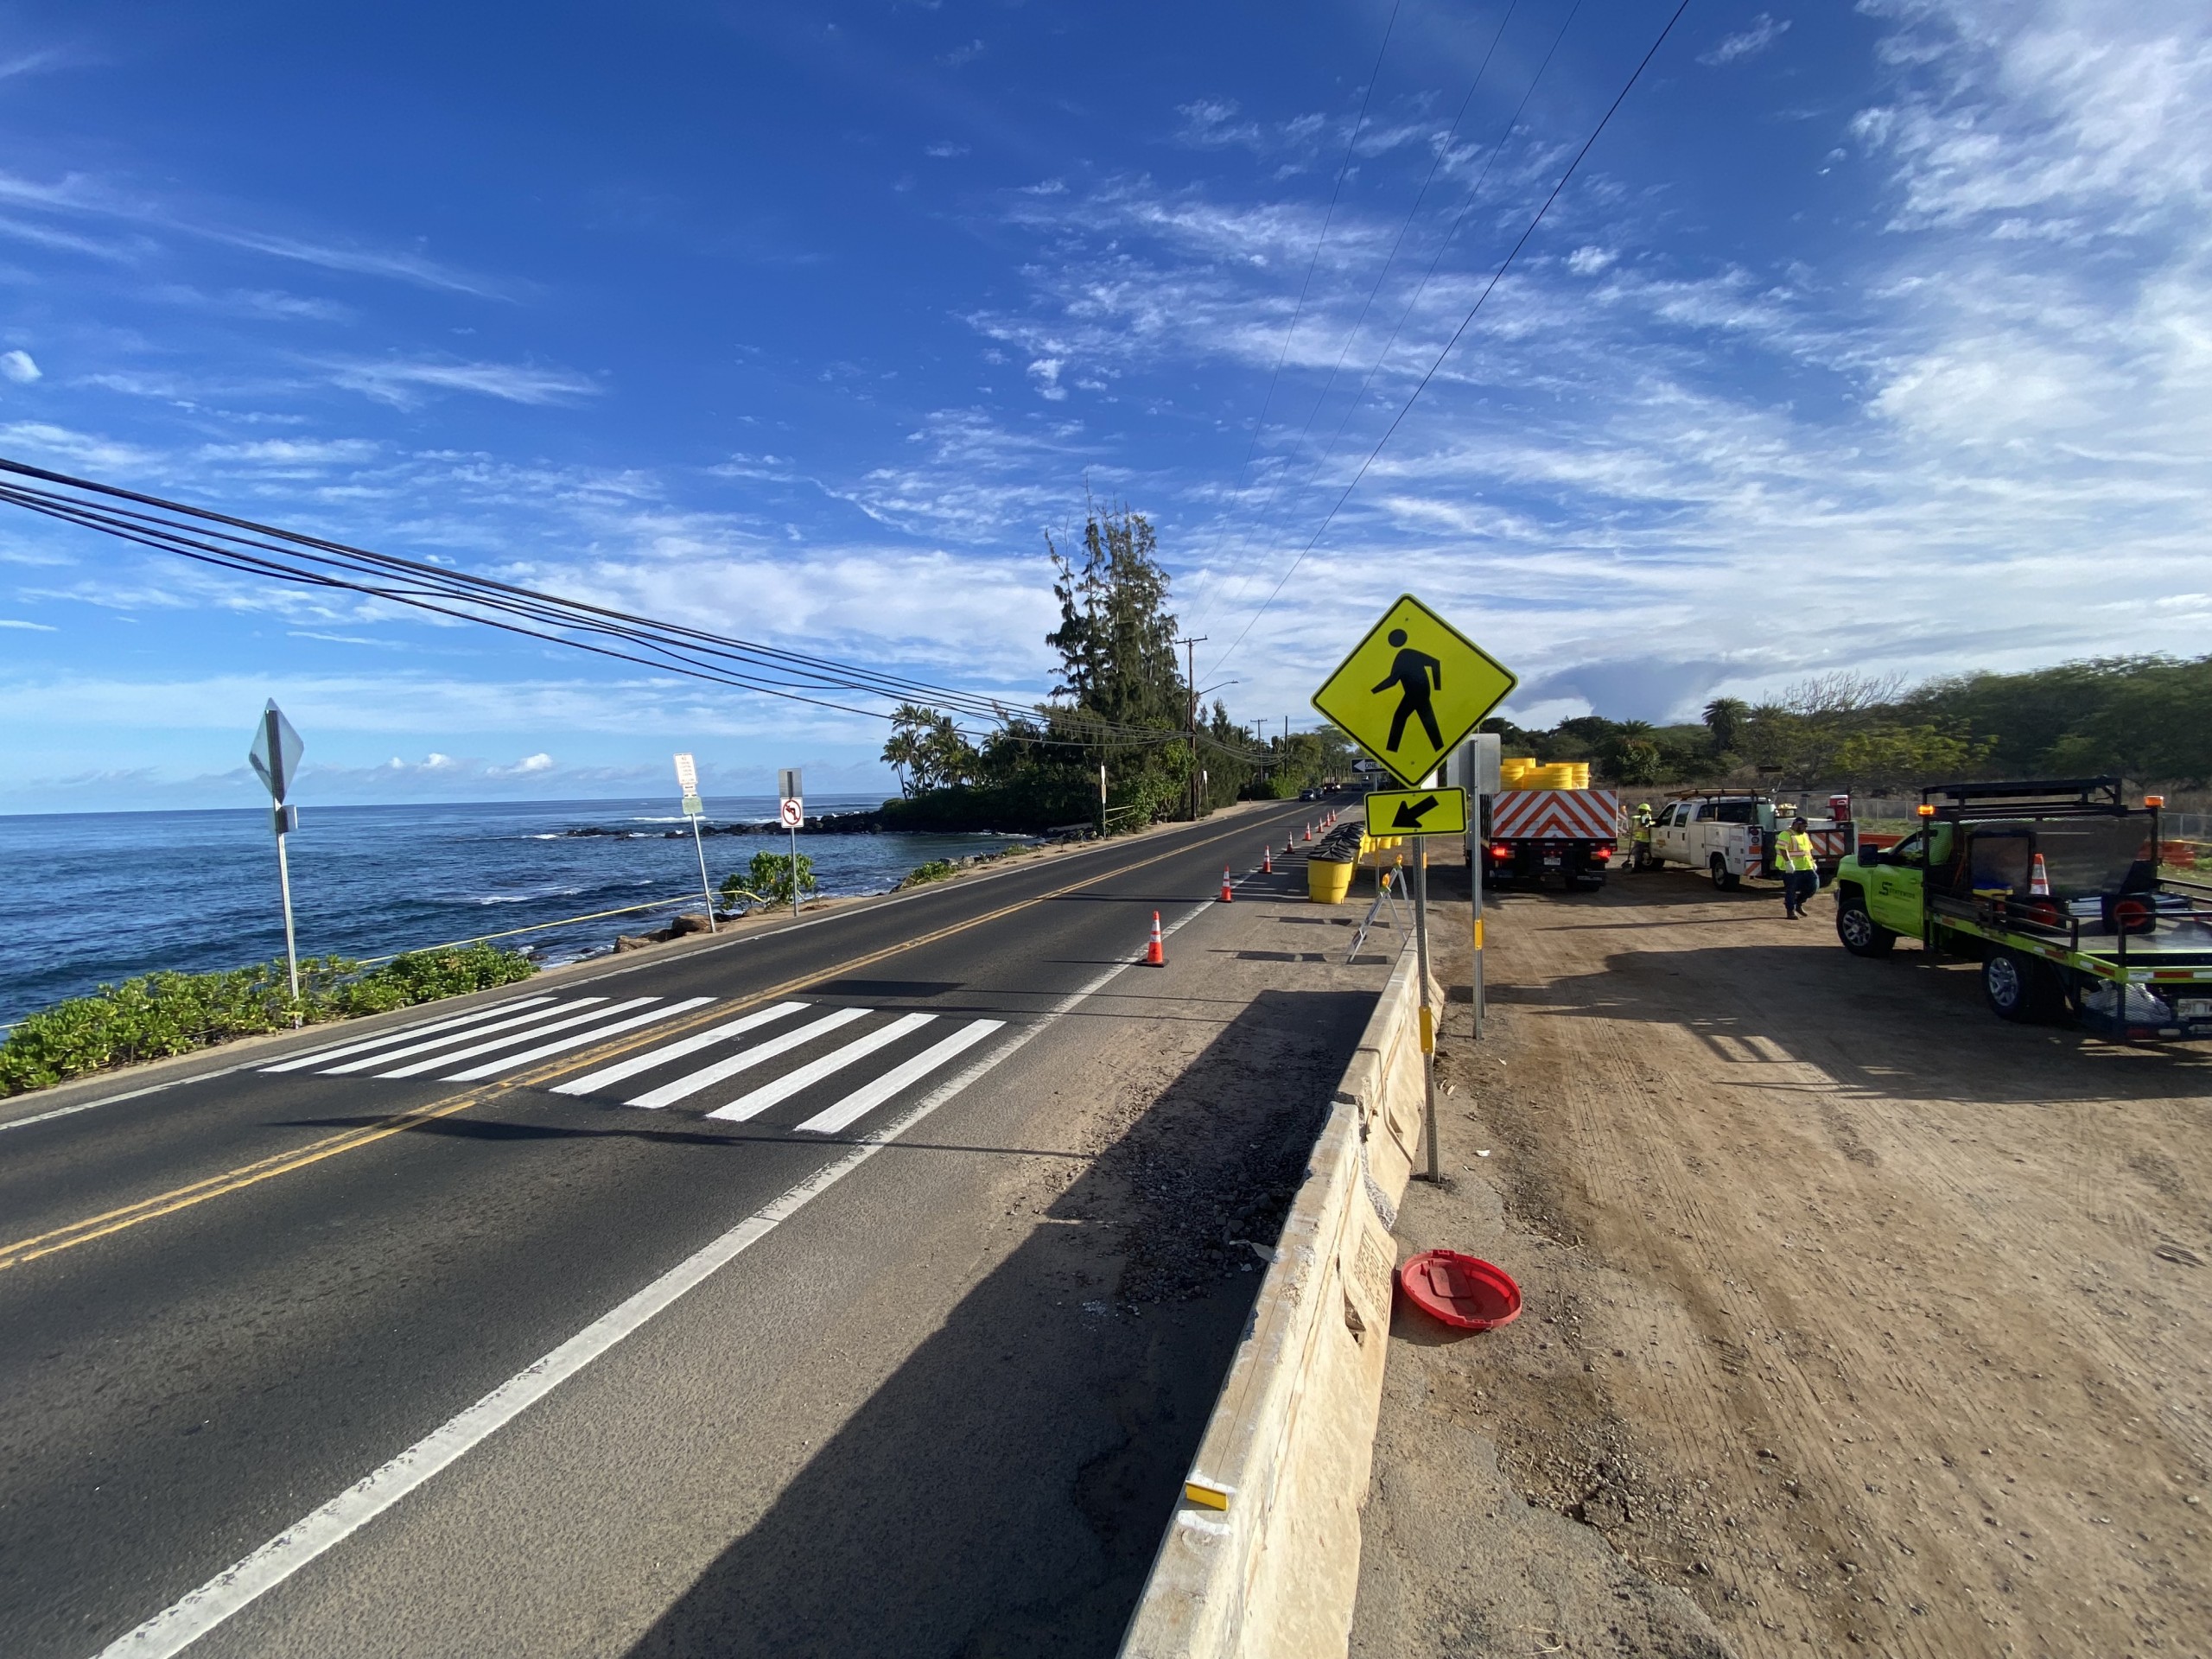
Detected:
left=440, top=997, right=715, bottom=1083
left=3, top=804, right=1299, bottom=1131
left=94, top=913, right=1198, bottom=1659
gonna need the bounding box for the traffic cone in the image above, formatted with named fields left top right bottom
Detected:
left=1286, top=834, right=1294, bottom=855
left=2029, top=852, right=2052, bottom=897
left=1146, top=911, right=1166, bottom=966
left=1221, top=866, right=1234, bottom=903
left=1304, top=823, right=1313, bottom=842
left=1262, top=847, right=1274, bottom=874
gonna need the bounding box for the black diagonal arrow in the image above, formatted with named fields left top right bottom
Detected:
left=1390, top=793, right=1440, bottom=830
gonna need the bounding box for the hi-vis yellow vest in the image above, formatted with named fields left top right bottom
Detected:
left=1776, top=830, right=1816, bottom=873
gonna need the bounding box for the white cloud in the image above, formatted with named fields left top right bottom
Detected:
left=924, top=141, right=970, bottom=159
left=325, top=358, right=600, bottom=408
left=0, top=348, right=38, bottom=383
left=1566, top=246, right=1617, bottom=276
left=0, top=616, right=56, bottom=630
left=1700, top=14, right=1791, bottom=67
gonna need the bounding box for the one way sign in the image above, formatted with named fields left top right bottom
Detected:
left=1363, top=785, right=1467, bottom=838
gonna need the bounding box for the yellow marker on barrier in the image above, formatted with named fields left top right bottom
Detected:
left=1473, top=918, right=1484, bottom=949
left=1185, top=1479, right=1233, bottom=1511
left=1420, top=1006, right=1434, bottom=1055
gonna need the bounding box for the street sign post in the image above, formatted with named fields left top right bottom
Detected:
left=778, top=768, right=804, bottom=918
left=672, top=753, right=715, bottom=935
left=246, top=700, right=305, bottom=1004
left=1310, top=593, right=1517, bottom=790
left=1363, top=785, right=1468, bottom=838
left=1313, top=594, right=1518, bottom=1185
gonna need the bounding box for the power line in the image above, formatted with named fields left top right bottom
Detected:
left=1211, top=0, right=1692, bottom=677
left=0, top=457, right=1276, bottom=762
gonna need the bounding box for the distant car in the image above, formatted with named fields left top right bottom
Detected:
left=1299, top=788, right=1320, bottom=801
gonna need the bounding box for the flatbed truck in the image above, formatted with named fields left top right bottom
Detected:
left=1830, top=777, right=2212, bottom=1039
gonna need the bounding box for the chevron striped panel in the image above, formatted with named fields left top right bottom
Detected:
left=1489, top=789, right=1623, bottom=841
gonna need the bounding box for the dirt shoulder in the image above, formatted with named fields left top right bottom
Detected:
left=1354, top=857, right=2212, bottom=1657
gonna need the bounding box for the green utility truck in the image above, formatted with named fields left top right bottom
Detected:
left=1831, top=778, right=2212, bottom=1040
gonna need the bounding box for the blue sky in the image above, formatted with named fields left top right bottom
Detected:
left=1, top=0, right=2207, bottom=810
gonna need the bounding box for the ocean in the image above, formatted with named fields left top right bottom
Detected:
left=0, top=797, right=1020, bottom=1029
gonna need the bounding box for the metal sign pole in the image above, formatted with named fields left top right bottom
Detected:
left=274, top=811, right=301, bottom=1003
left=690, top=814, right=716, bottom=934
left=1414, top=831, right=1440, bottom=1183
left=788, top=816, right=800, bottom=918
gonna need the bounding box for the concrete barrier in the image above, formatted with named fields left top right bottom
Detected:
left=1120, top=936, right=1429, bottom=1659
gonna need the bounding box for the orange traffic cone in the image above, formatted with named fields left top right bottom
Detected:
left=1221, top=866, right=1234, bottom=903
left=1286, top=834, right=1294, bottom=855
left=1146, top=911, right=1166, bottom=966
left=1304, top=823, right=1313, bottom=842
left=2029, top=852, right=2052, bottom=897
left=1262, top=847, right=1274, bottom=874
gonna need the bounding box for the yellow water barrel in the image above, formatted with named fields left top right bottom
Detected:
left=1308, top=858, right=1356, bottom=904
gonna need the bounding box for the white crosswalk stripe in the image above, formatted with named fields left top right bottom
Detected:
left=705, top=1012, right=936, bottom=1123
left=440, top=997, right=716, bottom=1081
left=550, top=1002, right=809, bottom=1097
left=373, top=998, right=661, bottom=1079
left=624, top=1007, right=870, bottom=1111
left=793, top=1020, right=1006, bottom=1135
left=319, top=998, right=613, bottom=1076
left=260, top=996, right=558, bottom=1073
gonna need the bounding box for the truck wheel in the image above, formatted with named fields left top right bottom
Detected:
left=1709, top=855, right=1740, bottom=892
left=1982, top=949, right=2048, bottom=1022
left=1835, top=893, right=1896, bottom=957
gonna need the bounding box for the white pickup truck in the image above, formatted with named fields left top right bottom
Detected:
left=1646, top=793, right=1854, bottom=890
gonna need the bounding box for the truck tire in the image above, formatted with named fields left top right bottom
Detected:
left=1709, top=854, right=1740, bottom=892
left=1983, top=948, right=2055, bottom=1023
left=1835, top=892, right=1896, bottom=957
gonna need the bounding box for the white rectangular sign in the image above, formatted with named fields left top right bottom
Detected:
left=672, top=753, right=699, bottom=793
left=778, top=767, right=803, bottom=801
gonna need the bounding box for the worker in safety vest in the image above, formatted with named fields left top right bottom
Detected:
left=1631, top=802, right=1655, bottom=871
left=1777, top=815, right=1818, bottom=918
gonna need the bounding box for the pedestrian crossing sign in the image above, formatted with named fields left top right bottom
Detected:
left=1311, top=594, right=1516, bottom=789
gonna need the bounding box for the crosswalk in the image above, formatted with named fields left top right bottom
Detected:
left=263, top=993, right=1008, bottom=1137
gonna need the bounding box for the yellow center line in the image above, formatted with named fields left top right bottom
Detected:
left=0, top=813, right=1281, bottom=1274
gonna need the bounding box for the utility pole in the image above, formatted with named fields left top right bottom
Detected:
left=1176, top=635, right=1206, bottom=821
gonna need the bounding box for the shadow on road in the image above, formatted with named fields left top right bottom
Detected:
left=621, top=985, right=1376, bottom=1659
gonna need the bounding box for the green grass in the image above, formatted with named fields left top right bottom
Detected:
left=0, top=944, right=537, bottom=1098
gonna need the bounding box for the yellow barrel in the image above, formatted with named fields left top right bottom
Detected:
left=1308, top=858, right=1356, bottom=904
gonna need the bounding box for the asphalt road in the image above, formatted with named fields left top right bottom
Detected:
left=0, top=798, right=1348, bottom=1659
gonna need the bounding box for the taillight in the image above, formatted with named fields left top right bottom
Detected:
left=1489, top=842, right=1512, bottom=860
left=1592, top=843, right=1615, bottom=861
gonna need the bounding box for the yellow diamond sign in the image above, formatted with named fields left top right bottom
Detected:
left=1311, top=594, right=1516, bottom=790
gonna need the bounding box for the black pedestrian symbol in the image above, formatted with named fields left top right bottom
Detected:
left=1372, top=627, right=1442, bottom=753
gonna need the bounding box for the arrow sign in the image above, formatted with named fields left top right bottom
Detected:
left=1363, top=785, right=1467, bottom=839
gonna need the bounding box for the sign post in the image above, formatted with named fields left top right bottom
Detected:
left=1313, top=594, right=1517, bottom=1183
left=779, top=768, right=804, bottom=919
left=1464, top=733, right=1502, bottom=1042
left=673, top=753, right=715, bottom=935
left=245, top=699, right=306, bottom=1004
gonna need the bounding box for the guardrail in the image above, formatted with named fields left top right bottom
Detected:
left=1120, top=935, right=1428, bottom=1659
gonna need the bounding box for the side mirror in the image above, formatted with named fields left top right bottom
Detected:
left=1858, top=847, right=1885, bottom=867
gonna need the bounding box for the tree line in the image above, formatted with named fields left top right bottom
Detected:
left=878, top=499, right=1354, bottom=835
left=1484, top=656, right=2212, bottom=792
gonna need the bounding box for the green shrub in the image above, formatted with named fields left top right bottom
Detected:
left=720, top=851, right=817, bottom=911
left=901, top=858, right=959, bottom=888
left=0, top=944, right=537, bottom=1098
